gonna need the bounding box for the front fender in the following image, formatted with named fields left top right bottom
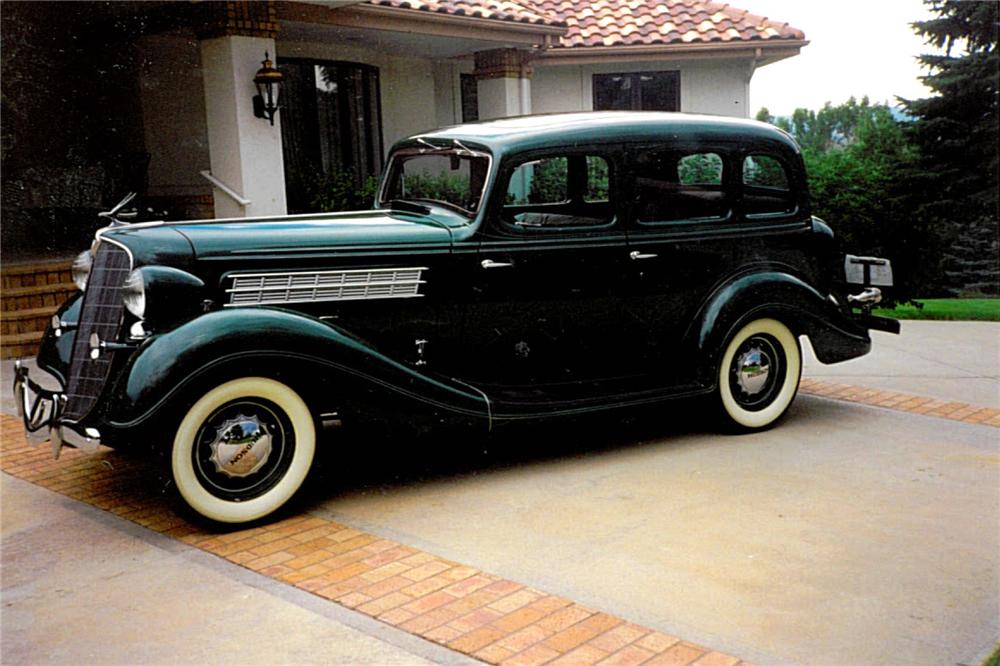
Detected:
left=687, top=269, right=871, bottom=382
left=106, top=308, right=489, bottom=429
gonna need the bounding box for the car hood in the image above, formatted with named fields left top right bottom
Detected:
left=170, top=208, right=458, bottom=259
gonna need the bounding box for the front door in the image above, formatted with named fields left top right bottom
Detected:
left=457, top=150, right=634, bottom=403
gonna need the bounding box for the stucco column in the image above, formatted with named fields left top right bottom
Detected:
left=200, top=35, right=286, bottom=218
left=474, top=49, right=533, bottom=120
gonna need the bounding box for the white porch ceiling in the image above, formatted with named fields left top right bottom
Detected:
left=278, top=19, right=530, bottom=59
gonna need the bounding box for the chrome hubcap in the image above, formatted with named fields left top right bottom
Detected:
left=193, top=398, right=294, bottom=501
left=729, top=334, right=785, bottom=411
left=208, top=414, right=273, bottom=478
left=735, top=346, right=771, bottom=396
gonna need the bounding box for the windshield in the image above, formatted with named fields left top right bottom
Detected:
left=379, top=148, right=491, bottom=217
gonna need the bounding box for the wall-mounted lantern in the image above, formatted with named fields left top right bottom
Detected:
left=252, top=52, right=283, bottom=125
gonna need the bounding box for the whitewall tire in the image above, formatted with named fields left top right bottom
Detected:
left=171, top=377, right=316, bottom=524
left=717, top=318, right=801, bottom=430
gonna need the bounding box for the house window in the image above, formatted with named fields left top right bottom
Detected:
left=593, top=71, right=679, bottom=112
left=279, top=59, right=383, bottom=213
left=460, top=73, right=479, bottom=122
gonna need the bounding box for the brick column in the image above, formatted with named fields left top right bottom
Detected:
left=473, top=49, right=533, bottom=120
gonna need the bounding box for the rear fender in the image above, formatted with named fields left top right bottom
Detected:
left=687, top=270, right=871, bottom=384
left=105, top=308, right=490, bottom=431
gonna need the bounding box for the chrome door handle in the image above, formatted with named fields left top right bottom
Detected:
left=629, top=250, right=658, bottom=260
left=481, top=259, right=514, bottom=269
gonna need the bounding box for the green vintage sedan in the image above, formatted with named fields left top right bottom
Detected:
left=13, top=112, right=898, bottom=523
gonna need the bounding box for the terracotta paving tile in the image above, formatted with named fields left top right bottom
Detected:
left=503, top=643, right=562, bottom=666
left=401, top=559, right=454, bottom=581
left=245, top=551, right=294, bottom=571
left=443, top=573, right=495, bottom=597
left=377, top=606, right=416, bottom=626
left=475, top=643, right=517, bottom=663
left=536, top=604, right=595, bottom=633
left=443, top=586, right=513, bottom=615
left=497, top=623, right=553, bottom=652
left=596, top=644, right=657, bottom=666
left=448, top=626, right=508, bottom=653
left=692, top=651, right=740, bottom=666
left=588, top=623, right=651, bottom=652
left=529, top=595, right=574, bottom=615
left=284, top=548, right=338, bottom=570
left=338, top=591, right=373, bottom=609
left=401, top=589, right=459, bottom=615
left=360, top=560, right=411, bottom=583
left=489, top=588, right=545, bottom=614
left=357, top=591, right=410, bottom=615
left=549, top=643, right=610, bottom=666
left=279, top=563, right=332, bottom=583
left=492, top=606, right=548, bottom=633
left=401, top=571, right=463, bottom=597
left=636, top=631, right=681, bottom=653
left=544, top=612, right=622, bottom=652
left=645, top=643, right=706, bottom=666
left=360, top=574, right=414, bottom=598
left=424, top=623, right=465, bottom=645
left=400, top=607, right=460, bottom=634
left=448, top=607, right=505, bottom=634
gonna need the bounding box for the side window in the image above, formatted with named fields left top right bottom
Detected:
left=503, top=154, right=613, bottom=228
left=506, top=157, right=569, bottom=205
left=635, top=150, right=729, bottom=223
left=742, top=154, right=795, bottom=216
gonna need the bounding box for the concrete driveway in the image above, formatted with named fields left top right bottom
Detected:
left=2, top=321, right=998, bottom=666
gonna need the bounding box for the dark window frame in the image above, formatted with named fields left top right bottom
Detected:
left=592, top=71, right=680, bottom=112
left=460, top=73, right=479, bottom=123
left=628, top=144, right=734, bottom=227
left=489, top=148, right=620, bottom=236
left=740, top=152, right=799, bottom=220
left=278, top=58, right=385, bottom=214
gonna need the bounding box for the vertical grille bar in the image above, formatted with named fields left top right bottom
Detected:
left=63, top=242, right=131, bottom=422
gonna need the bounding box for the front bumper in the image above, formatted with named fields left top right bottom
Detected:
left=12, top=360, right=101, bottom=457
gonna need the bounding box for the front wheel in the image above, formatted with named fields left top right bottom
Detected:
left=171, top=377, right=316, bottom=524
left=717, top=318, right=801, bottom=430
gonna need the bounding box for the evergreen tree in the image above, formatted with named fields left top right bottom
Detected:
left=900, top=0, right=999, bottom=295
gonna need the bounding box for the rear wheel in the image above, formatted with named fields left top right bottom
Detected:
left=171, top=377, right=316, bottom=524
left=717, top=318, right=801, bottom=430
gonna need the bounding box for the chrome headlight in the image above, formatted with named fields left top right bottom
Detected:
left=122, top=268, right=145, bottom=319
left=71, top=250, right=92, bottom=291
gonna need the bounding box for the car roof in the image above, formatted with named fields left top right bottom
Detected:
left=401, top=111, right=801, bottom=159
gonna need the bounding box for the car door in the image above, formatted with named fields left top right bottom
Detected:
left=457, top=149, right=635, bottom=398
left=622, top=143, right=740, bottom=380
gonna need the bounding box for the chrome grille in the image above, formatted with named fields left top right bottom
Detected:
left=226, top=267, right=427, bottom=306
left=63, top=241, right=131, bottom=422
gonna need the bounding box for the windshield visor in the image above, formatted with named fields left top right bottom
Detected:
left=379, top=149, right=491, bottom=217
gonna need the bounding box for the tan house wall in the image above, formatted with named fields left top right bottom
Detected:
left=276, top=41, right=441, bottom=150
left=532, top=59, right=752, bottom=118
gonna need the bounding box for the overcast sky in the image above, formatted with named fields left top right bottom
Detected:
left=746, top=0, right=940, bottom=116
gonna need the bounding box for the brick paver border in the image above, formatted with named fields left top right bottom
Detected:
left=2, top=380, right=995, bottom=666
left=799, top=379, right=1000, bottom=427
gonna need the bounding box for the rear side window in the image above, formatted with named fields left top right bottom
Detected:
left=742, top=154, right=795, bottom=216
left=503, top=154, right=613, bottom=228
left=635, top=150, right=729, bottom=223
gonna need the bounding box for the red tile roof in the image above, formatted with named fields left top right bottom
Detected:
left=537, top=0, right=805, bottom=47
left=363, top=0, right=805, bottom=47
left=364, top=0, right=566, bottom=27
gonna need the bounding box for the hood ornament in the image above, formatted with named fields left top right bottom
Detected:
left=98, top=192, right=138, bottom=226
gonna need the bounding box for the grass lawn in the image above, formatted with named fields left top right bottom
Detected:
left=873, top=298, right=1000, bottom=321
